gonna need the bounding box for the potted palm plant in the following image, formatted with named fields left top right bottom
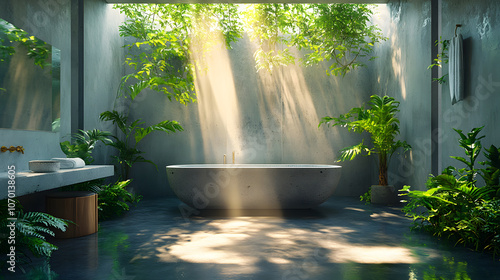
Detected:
left=319, top=95, right=411, bottom=204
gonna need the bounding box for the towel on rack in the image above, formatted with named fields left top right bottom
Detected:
left=449, top=34, right=464, bottom=105
left=51, top=158, right=86, bottom=169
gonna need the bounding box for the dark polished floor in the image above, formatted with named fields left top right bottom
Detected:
left=3, top=197, right=500, bottom=280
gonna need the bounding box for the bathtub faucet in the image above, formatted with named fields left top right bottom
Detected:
left=223, top=154, right=226, bottom=164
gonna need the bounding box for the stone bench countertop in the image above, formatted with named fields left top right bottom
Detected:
left=0, top=165, right=114, bottom=200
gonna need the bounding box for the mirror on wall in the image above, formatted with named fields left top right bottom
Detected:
left=0, top=18, right=60, bottom=132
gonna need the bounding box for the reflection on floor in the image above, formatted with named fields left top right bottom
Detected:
left=5, top=197, right=500, bottom=280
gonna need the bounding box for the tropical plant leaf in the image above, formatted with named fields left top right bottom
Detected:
left=134, top=120, right=184, bottom=143
left=320, top=95, right=411, bottom=185
left=60, top=129, right=112, bottom=164
left=100, top=110, right=128, bottom=136
left=401, top=126, right=500, bottom=256
left=0, top=200, right=68, bottom=263
left=91, top=180, right=142, bottom=220
left=338, top=142, right=371, bottom=161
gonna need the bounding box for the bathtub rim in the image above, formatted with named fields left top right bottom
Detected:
left=166, top=164, right=342, bottom=169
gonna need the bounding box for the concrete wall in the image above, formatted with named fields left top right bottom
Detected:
left=82, top=0, right=124, bottom=164
left=128, top=35, right=375, bottom=197
left=0, top=0, right=123, bottom=177
left=439, top=0, right=500, bottom=174
left=373, top=0, right=500, bottom=191
left=372, top=0, right=433, bottom=191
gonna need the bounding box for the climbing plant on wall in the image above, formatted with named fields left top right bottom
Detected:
left=428, top=37, right=449, bottom=84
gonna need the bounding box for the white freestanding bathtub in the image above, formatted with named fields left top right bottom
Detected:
left=166, top=164, right=341, bottom=209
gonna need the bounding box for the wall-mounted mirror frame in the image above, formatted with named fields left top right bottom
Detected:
left=0, top=18, right=61, bottom=132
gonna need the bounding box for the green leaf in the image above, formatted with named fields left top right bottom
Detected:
left=134, top=120, right=183, bottom=144
left=100, top=110, right=128, bottom=135
left=321, top=95, right=410, bottom=184
left=338, top=142, right=371, bottom=161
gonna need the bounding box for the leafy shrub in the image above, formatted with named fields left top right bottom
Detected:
left=320, top=95, right=411, bottom=186
left=401, top=126, right=500, bottom=256
left=360, top=187, right=371, bottom=204
left=89, top=180, right=142, bottom=221
left=62, top=179, right=141, bottom=221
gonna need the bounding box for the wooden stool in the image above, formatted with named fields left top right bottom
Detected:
left=46, top=191, right=98, bottom=238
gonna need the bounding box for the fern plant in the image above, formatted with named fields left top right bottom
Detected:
left=401, top=127, right=500, bottom=256
left=88, top=180, right=142, bottom=221
left=60, top=129, right=113, bottom=164
left=0, top=199, right=68, bottom=271
left=319, top=95, right=411, bottom=186
left=60, top=179, right=141, bottom=221
left=100, top=110, right=183, bottom=179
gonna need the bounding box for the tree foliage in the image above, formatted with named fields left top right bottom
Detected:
left=243, top=4, right=386, bottom=75
left=243, top=4, right=296, bottom=73
left=292, top=4, right=386, bottom=76
left=114, top=4, right=243, bottom=104
left=0, top=19, right=52, bottom=93
left=114, top=3, right=386, bottom=102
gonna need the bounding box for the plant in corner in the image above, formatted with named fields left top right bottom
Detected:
left=319, top=95, right=411, bottom=204
left=400, top=126, right=500, bottom=256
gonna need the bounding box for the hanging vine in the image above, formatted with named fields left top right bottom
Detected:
left=296, top=4, right=386, bottom=76
left=243, top=4, right=295, bottom=73
left=114, top=4, right=242, bottom=104
left=114, top=3, right=386, bottom=102
left=243, top=4, right=386, bottom=76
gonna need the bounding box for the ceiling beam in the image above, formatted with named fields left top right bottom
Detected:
left=105, top=1, right=388, bottom=4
